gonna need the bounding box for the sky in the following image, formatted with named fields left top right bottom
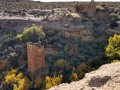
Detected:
left=33, top=0, right=120, bottom=2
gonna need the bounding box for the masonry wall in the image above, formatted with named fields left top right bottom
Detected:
left=75, top=2, right=96, bottom=15
left=27, top=43, right=47, bottom=74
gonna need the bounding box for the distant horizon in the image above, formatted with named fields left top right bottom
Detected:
left=33, top=0, right=120, bottom=2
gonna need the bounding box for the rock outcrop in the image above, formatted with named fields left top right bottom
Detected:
left=0, top=8, right=94, bottom=41
left=48, top=62, right=120, bottom=90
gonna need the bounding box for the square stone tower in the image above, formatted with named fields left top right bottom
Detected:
left=27, top=42, right=48, bottom=75
left=75, top=1, right=96, bottom=16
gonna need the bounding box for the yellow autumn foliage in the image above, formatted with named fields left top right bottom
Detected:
left=4, top=69, right=29, bottom=90
left=16, top=24, right=45, bottom=43
left=106, top=34, right=120, bottom=59
left=70, top=73, right=79, bottom=81
left=45, top=75, right=63, bottom=89
left=111, top=60, right=119, bottom=63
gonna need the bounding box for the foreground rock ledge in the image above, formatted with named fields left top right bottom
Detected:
left=48, top=62, right=120, bottom=90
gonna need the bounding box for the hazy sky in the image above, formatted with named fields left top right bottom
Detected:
left=33, top=0, right=120, bottom=2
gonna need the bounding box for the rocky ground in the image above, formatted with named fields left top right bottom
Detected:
left=48, top=62, right=120, bottom=90
left=0, top=7, right=94, bottom=40
left=0, top=2, right=119, bottom=36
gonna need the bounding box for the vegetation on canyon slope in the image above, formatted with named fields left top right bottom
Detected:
left=16, top=24, right=45, bottom=43
left=0, top=23, right=119, bottom=90
left=0, top=2, right=120, bottom=90
left=106, top=34, right=120, bottom=59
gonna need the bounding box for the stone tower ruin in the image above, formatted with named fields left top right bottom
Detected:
left=75, top=0, right=96, bottom=16
left=27, top=42, right=48, bottom=75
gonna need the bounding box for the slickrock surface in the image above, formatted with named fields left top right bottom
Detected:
left=48, top=62, right=120, bottom=90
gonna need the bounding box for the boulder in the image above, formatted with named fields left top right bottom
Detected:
left=48, top=62, right=120, bottom=90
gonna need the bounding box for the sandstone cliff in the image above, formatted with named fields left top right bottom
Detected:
left=0, top=8, right=94, bottom=41
left=48, top=62, right=120, bottom=90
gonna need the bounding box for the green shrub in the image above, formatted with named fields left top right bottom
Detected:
left=16, top=24, right=45, bottom=43
left=106, top=34, right=120, bottom=59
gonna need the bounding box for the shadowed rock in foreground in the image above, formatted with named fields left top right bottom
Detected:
left=48, top=62, right=120, bottom=90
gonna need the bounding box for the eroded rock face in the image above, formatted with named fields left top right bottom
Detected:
left=48, top=62, right=120, bottom=90
left=0, top=8, right=94, bottom=41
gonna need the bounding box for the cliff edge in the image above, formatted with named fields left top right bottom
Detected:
left=48, top=62, right=120, bottom=90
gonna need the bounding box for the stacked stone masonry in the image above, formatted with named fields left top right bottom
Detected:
left=75, top=1, right=96, bottom=15
left=27, top=42, right=48, bottom=74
